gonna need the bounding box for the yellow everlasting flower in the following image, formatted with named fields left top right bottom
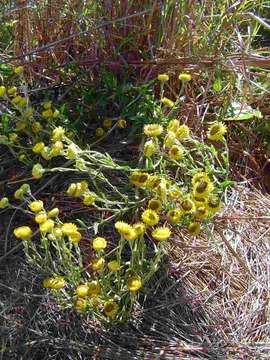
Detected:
left=96, top=127, right=105, bottom=137
left=42, top=109, right=53, bottom=118
left=164, top=131, right=176, bottom=147
left=66, top=143, right=78, bottom=159
left=9, top=133, right=18, bottom=142
left=167, top=119, right=180, bottom=132
left=167, top=208, right=182, bottom=223
left=179, top=73, right=192, bottom=81
left=180, top=197, right=196, bottom=214
left=76, top=284, right=89, bottom=298
left=53, top=110, right=60, bottom=118
left=39, top=219, right=54, bottom=233
left=43, top=276, right=65, bottom=289
left=133, top=222, right=146, bottom=236
left=129, top=171, right=149, bottom=188
left=107, top=260, right=121, bottom=272
left=51, top=141, right=63, bottom=157
left=43, top=101, right=52, bottom=109
left=152, top=227, right=171, bottom=241
left=32, top=163, right=45, bottom=179
left=103, top=119, right=113, bottom=129
left=29, top=200, right=44, bottom=213
left=52, top=126, right=65, bottom=142
left=188, top=222, right=201, bottom=236
left=8, top=86, right=17, bottom=95
left=144, top=124, right=163, bottom=137
left=83, top=192, right=96, bottom=206
left=144, top=139, right=157, bottom=158
left=0, top=197, right=9, bottom=208
left=62, top=223, right=78, bottom=236
left=32, top=121, right=43, bottom=134
left=88, top=281, right=101, bottom=297
left=161, top=97, right=174, bottom=107
left=69, top=231, right=81, bottom=244
left=41, top=146, right=52, bottom=161
left=148, top=199, right=162, bottom=213
left=207, top=122, right=227, bottom=141
left=168, top=187, right=182, bottom=200
left=191, top=172, right=210, bottom=186
left=195, top=206, right=209, bottom=219
left=48, top=208, right=59, bottom=218
left=176, top=124, right=190, bottom=139
left=0, top=86, right=6, bottom=96
left=13, top=226, right=32, bottom=240
left=145, top=175, right=161, bottom=190
left=206, top=195, right=222, bottom=213
left=104, top=299, right=119, bottom=317
left=32, top=142, right=45, bottom=154
left=117, top=119, right=127, bottom=128
left=14, top=189, right=24, bottom=200
left=74, top=298, right=87, bottom=312
left=92, top=258, right=105, bottom=271
left=115, top=221, right=137, bottom=241
left=92, top=237, right=107, bottom=251
left=127, top=275, right=142, bottom=292
left=35, top=213, right=48, bottom=224
left=158, top=74, right=169, bottom=81
left=193, top=180, right=214, bottom=197
left=141, top=209, right=159, bottom=226
left=168, top=145, right=184, bottom=161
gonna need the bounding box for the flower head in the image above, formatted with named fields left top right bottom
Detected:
left=14, top=226, right=32, bottom=240
left=48, top=208, right=59, bottom=218
left=167, top=208, right=182, bottom=223
left=188, top=222, right=201, bottom=236
left=176, top=124, right=190, bottom=139
left=179, top=73, right=192, bottom=81
left=39, top=219, right=55, bottom=233
left=35, top=213, right=48, bottom=224
left=168, top=145, right=184, bottom=161
left=144, top=124, right=163, bottom=137
left=115, top=221, right=137, bottom=241
left=92, top=237, right=107, bottom=251
left=62, top=223, right=78, bottom=236
left=141, top=209, right=159, bottom=226
left=193, top=179, right=214, bottom=197
left=43, top=276, right=65, bottom=289
left=148, top=199, right=162, bottom=213
left=152, top=227, right=171, bottom=241
left=158, top=74, right=169, bottom=81
left=52, top=126, right=65, bottom=142
left=144, top=139, right=157, bottom=157
left=88, top=280, right=101, bottom=296
left=104, top=299, right=119, bottom=317
left=117, top=119, right=127, bottom=128
left=32, top=142, right=45, bottom=154
left=167, top=119, right=180, bottom=132
left=83, top=192, right=96, bottom=205
left=129, top=171, right=149, bottom=188
left=92, top=257, right=105, bottom=271
left=207, top=122, right=227, bottom=141
left=96, top=127, right=105, bottom=137
left=127, top=275, right=142, bottom=292
left=195, top=206, right=209, bottom=219
left=180, top=197, right=196, bottom=214
left=103, top=119, right=113, bottom=129
left=107, top=260, right=121, bottom=272
left=29, top=200, right=44, bottom=213
left=161, top=97, right=174, bottom=107
left=74, top=298, right=87, bottom=312
left=191, top=172, right=210, bottom=186
left=0, top=197, right=9, bottom=209
left=32, top=163, right=45, bottom=179
left=164, top=131, right=176, bottom=147
left=133, top=223, right=146, bottom=237
left=76, top=284, right=89, bottom=298
left=206, top=195, right=222, bottom=213
left=0, top=86, right=6, bottom=96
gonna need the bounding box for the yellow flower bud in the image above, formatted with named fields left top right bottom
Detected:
left=32, top=142, right=45, bottom=154
left=43, top=276, right=65, bottom=289
left=103, top=119, right=113, bottom=129
left=74, top=298, right=87, bottom=312
left=32, top=122, right=43, bottom=134
left=41, top=146, right=52, bottom=160
left=39, top=219, right=54, bottom=233
left=48, top=208, right=59, bottom=218
left=107, top=260, right=120, bottom=272
left=0, top=197, right=9, bottom=208
left=144, top=139, right=156, bottom=158
left=13, top=226, right=32, bottom=240
left=29, top=200, right=44, bottom=213
left=43, top=101, right=52, bottom=109
left=117, top=119, right=127, bottom=128
left=161, top=97, right=175, bottom=107
left=66, top=143, right=78, bottom=159
left=14, top=189, right=24, bottom=200
left=91, top=257, right=105, bottom=271
left=14, top=66, right=24, bottom=75
left=35, top=213, right=48, bottom=224
left=92, top=237, right=107, bottom=251
left=158, top=73, right=169, bottom=81
left=83, top=192, right=96, bottom=205
left=51, top=141, right=63, bottom=157
left=9, top=133, right=18, bottom=143
left=52, top=127, right=65, bottom=142
left=127, top=275, right=142, bottom=292
left=95, top=127, right=105, bottom=137
left=76, top=284, right=89, bottom=298
left=52, top=109, right=60, bottom=118
left=42, top=109, right=53, bottom=118
left=7, top=86, right=17, bottom=95
left=0, top=86, right=6, bottom=96
left=179, top=73, right=192, bottom=81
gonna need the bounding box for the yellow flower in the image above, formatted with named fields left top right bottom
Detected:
left=40, top=219, right=54, bottom=233
left=144, top=124, right=163, bottom=137
left=74, top=298, right=87, bottom=312
left=62, top=223, right=78, bottom=236
left=141, top=209, right=159, bottom=226
left=193, top=180, right=214, bottom=197
left=92, top=258, right=105, bottom=271
left=88, top=281, right=101, bottom=296
left=148, top=199, right=162, bottom=213
left=76, top=284, right=89, bottom=298
left=21, top=183, right=30, bottom=193
left=29, top=200, right=44, bottom=213
left=8, top=86, right=17, bottom=95
left=115, top=221, right=137, bottom=241
left=83, top=192, right=96, bottom=205
left=14, top=189, right=24, bottom=200
left=117, top=119, right=127, bottom=128
left=0, top=86, right=6, bottom=96
left=14, top=226, right=32, bottom=240
left=32, top=142, right=45, bottom=154
left=180, top=197, right=196, bottom=214
left=195, top=206, right=209, bottom=219
left=168, top=187, right=182, bottom=200
left=41, top=146, right=52, bottom=161
left=35, top=213, right=48, bottom=224
left=48, top=208, right=59, bottom=218
left=179, top=73, right=192, bottom=81
left=188, top=222, right=201, bottom=236
left=52, top=226, right=63, bottom=238
left=103, top=119, right=113, bottom=129
left=53, top=110, right=60, bottom=118
left=144, top=139, right=157, bottom=157
left=107, top=260, right=120, bottom=272
left=167, top=119, right=180, bottom=132
left=193, top=196, right=207, bottom=207
left=161, top=97, right=174, bottom=107
left=158, top=73, right=169, bottom=81
left=32, top=163, right=45, bottom=179
left=168, top=145, right=184, bottom=161
left=0, top=197, right=9, bottom=208
left=43, top=276, right=65, bottom=289
left=51, top=141, right=63, bottom=157
left=129, top=171, right=149, bottom=188
left=167, top=208, right=182, bottom=223
left=127, top=275, right=142, bottom=292
left=9, top=133, right=18, bottom=142
left=191, top=172, right=210, bottom=186
left=133, top=222, right=146, bottom=236
left=26, top=107, right=33, bottom=118
left=66, top=143, right=78, bottom=159
left=69, top=231, right=82, bottom=244
left=12, top=95, right=23, bottom=105
left=155, top=178, right=168, bottom=201
left=207, top=122, right=227, bottom=141
left=92, top=237, right=107, bottom=251
left=66, top=183, right=77, bottom=197
left=104, top=299, right=119, bottom=317
left=95, top=127, right=105, bottom=137
left=206, top=195, right=222, bottom=213
left=164, top=131, right=176, bottom=147
left=43, top=101, right=52, bottom=109
left=145, top=175, right=161, bottom=190
left=18, top=97, right=26, bottom=107
left=176, top=124, right=190, bottom=139
left=152, top=227, right=171, bottom=241
left=32, top=121, right=42, bottom=134
left=52, top=126, right=65, bottom=142
left=42, top=109, right=53, bottom=118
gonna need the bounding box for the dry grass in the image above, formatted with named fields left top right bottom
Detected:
left=168, top=184, right=270, bottom=358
